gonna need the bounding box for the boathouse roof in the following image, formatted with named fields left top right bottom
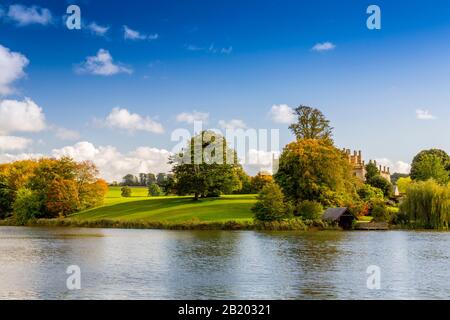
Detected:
left=322, top=207, right=353, bottom=221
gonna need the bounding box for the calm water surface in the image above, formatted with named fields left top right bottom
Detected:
left=0, top=226, right=449, bottom=299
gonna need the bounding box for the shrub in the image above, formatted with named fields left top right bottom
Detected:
left=296, top=200, right=323, bottom=219
left=391, top=212, right=409, bottom=225
left=13, top=188, right=42, bottom=225
left=371, top=202, right=391, bottom=222
left=121, top=186, right=132, bottom=197
left=148, top=183, right=162, bottom=196
left=345, top=200, right=369, bottom=217
left=252, top=183, right=291, bottom=221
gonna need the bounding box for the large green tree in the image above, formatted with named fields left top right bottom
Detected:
left=170, top=131, right=241, bottom=200
left=288, top=106, right=333, bottom=143
left=274, top=139, right=359, bottom=207
left=410, top=149, right=449, bottom=184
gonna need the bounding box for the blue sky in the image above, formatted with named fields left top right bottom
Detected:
left=0, top=0, right=449, bottom=180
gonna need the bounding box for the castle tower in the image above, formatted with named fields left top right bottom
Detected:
left=344, top=149, right=391, bottom=183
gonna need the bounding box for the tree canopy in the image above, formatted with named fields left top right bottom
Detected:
left=170, top=131, right=241, bottom=200
left=364, top=162, right=393, bottom=197
left=410, top=149, right=449, bottom=184
left=288, top=106, right=333, bottom=143
left=274, top=139, right=359, bottom=207
left=0, top=158, right=108, bottom=223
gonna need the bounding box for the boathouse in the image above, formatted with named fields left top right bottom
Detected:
left=322, top=207, right=356, bottom=229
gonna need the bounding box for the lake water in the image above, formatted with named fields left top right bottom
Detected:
left=0, top=226, right=449, bottom=299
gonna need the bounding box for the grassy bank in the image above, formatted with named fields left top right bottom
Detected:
left=71, top=187, right=256, bottom=222
left=0, top=187, right=338, bottom=230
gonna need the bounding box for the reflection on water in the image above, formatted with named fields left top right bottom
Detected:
left=0, top=226, right=450, bottom=299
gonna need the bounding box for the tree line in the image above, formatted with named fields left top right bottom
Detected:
left=0, top=158, right=108, bottom=224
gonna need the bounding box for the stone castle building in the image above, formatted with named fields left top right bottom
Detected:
left=343, top=149, right=391, bottom=183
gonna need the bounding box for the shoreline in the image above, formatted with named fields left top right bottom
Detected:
left=0, top=218, right=441, bottom=232
left=0, top=218, right=340, bottom=231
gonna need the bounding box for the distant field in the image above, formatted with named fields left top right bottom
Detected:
left=71, top=187, right=257, bottom=222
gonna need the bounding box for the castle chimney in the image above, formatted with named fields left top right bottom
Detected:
left=379, top=165, right=382, bottom=172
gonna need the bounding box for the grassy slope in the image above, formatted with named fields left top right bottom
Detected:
left=70, top=187, right=257, bottom=222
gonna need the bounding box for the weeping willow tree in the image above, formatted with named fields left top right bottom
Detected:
left=400, top=180, right=450, bottom=229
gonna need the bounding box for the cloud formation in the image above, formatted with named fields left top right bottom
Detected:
left=0, top=44, right=29, bottom=95
left=416, top=109, right=436, bottom=120
left=87, top=22, right=109, bottom=36
left=187, top=44, right=233, bottom=55
left=312, top=42, right=336, bottom=52
left=375, top=158, right=411, bottom=174
left=243, top=149, right=278, bottom=175
left=55, top=127, right=81, bottom=141
left=6, top=4, right=52, bottom=26
left=176, top=111, right=209, bottom=124
left=0, top=98, right=46, bottom=134
left=218, top=119, right=247, bottom=131
left=0, top=136, right=32, bottom=151
left=123, top=25, right=158, bottom=41
left=75, top=49, right=132, bottom=76
left=269, top=104, right=295, bottom=124
left=52, top=142, right=172, bottom=182
left=100, top=107, right=164, bottom=134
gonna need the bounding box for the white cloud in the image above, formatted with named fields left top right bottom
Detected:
left=416, top=109, right=436, bottom=120
left=269, top=104, right=295, bottom=124
left=55, top=127, right=81, bottom=141
left=375, top=158, right=411, bottom=174
left=243, top=149, right=278, bottom=176
left=101, top=107, right=164, bottom=134
left=0, top=136, right=32, bottom=151
left=0, top=98, right=46, bottom=134
left=221, top=46, right=233, bottom=54
left=218, top=119, right=247, bottom=131
left=176, top=111, right=209, bottom=124
left=51, top=141, right=172, bottom=182
left=0, top=152, right=44, bottom=163
left=87, top=22, right=109, bottom=36
left=0, top=44, right=29, bottom=95
left=123, top=25, right=158, bottom=41
left=187, top=45, right=204, bottom=51
left=75, top=49, right=132, bottom=76
left=7, top=4, right=52, bottom=26
left=312, top=42, right=336, bottom=52
left=187, top=44, right=232, bottom=54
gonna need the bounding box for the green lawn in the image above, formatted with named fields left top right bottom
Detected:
left=70, top=187, right=257, bottom=223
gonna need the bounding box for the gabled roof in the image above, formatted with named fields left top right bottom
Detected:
left=322, top=207, right=351, bottom=221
